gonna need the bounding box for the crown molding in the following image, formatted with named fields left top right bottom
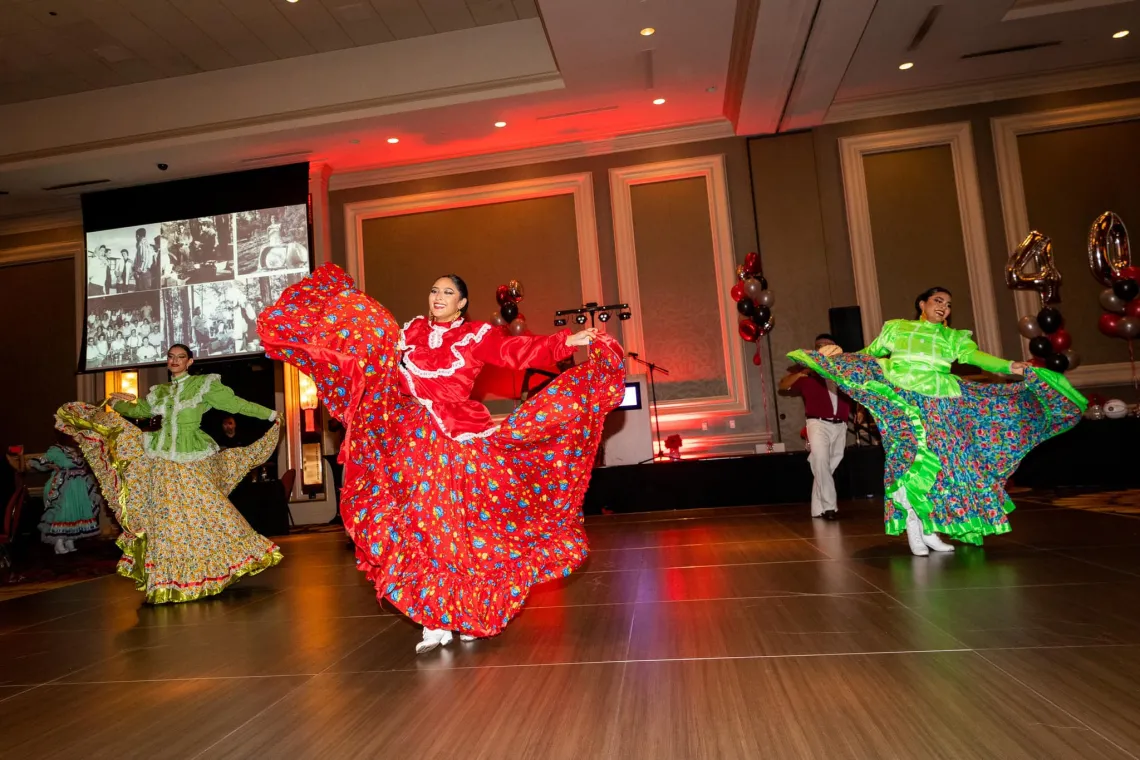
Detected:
left=0, top=209, right=82, bottom=236
left=823, top=60, right=1140, bottom=125
left=328, top=120, right=736, bottom=190
left=0, top=239, right=81, bottom=267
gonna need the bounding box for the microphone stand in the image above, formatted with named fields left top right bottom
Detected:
left=626, top=352, right=669, bottom=464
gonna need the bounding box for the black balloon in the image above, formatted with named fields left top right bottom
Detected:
left=736, top=298, right=757, bottom=317
left=1036, top=307, right=1063, bottom=334
left=1028, top=336, right=1053, bottom=358
left=752, top=306, right=772, bottom=325
left=1113, top=278, right=1140, bottom=302
left=500, top=302, right=519, bottom=322
left=760, top=277, right=769, bottom=290
left=1045, top=353, right=1070, bottom=373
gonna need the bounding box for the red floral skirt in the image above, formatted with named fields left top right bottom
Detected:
left=258, top=265, right=626, bottom=636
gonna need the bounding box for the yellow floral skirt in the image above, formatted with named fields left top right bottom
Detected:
left=55, top=402, right=284, bottom=604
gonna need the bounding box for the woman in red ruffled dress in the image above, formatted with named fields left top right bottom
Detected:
left=258, top=265, right=625, bottom=653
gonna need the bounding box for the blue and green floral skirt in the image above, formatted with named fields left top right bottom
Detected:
left=789, top=351, right=1086, bottom=545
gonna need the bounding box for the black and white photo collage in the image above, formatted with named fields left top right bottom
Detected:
left=84, top=204, right=310, bottom=370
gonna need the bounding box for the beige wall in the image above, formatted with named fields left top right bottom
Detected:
left=1018, top=119, right=1140, bottom=367
left=629, top=177, right=728, bottom=402
left=331, top=137, right=771, bottom=451
left=0, top=258, right=78, bottom=452
left=863, top=145, right=975, bottom=333
left=750, top=81, right=1140, bottom=441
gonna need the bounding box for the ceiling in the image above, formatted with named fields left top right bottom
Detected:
left=2, top=0, right=1140, bottom=221
left=0, top=0, right=539, bottom=104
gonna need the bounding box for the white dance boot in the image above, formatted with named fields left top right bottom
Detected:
left=897, top=489, right=954, bottom=556
left=64, top=539, right=76, bottom=553
left=414, top=627, right=454, bottom=654
left=460, top=634, right=477, bottom=642
left=904, top=508, right=930, bottom=557
left=53, top=538, right=69, bottom=555
left=921, top=532, right=955, bottom=553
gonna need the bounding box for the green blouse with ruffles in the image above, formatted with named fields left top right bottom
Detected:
left=113, top=373, right=276, bottom=462
left=862, top=319, right=1012, bottom=398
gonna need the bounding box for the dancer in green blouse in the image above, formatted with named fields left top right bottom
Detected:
left=790, top=287, right=1085, bottom=555
left=56, top=343, right=283, bottom=603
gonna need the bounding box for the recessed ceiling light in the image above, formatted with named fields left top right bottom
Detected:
left=387, top=137, right=399, bottom=144
left=494, top=121, right=507, bottom=128
left=1113, top=30, right=1130, bottom=39
left=640, top=27, right=655, bottom=36
left=652, top=98, right=666, bottom=105
left=706, top=86, right=717, bottom=93
left=899, top=62, right=914, bottom=70
left=286, top=0, right=299, bottom=3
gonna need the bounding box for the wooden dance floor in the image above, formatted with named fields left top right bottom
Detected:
left=4, top=496, right=1140, bottom=759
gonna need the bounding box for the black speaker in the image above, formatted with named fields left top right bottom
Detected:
left=828, top=306, right=865, bottom=353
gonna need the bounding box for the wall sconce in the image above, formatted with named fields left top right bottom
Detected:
left=119, top=371, right=138, bottom=398
left=296, top=371, right=324, bottom=495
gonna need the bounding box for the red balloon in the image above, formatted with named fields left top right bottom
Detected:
left=496, top=285, right=513, bottom=306
left=730, top=282, right=746, bottom=303
left=743, top=252, right=760, bottom=276
left=752, top=352, right=762, bottom=366
left=1099, top=312, right=1124, bottom=337
left=1048, top=328, right=1072, bottom=353
left=1118, top=266, right=1140, bottom=282
left=1127, top=300, right=1140, bottom=319
left=1031, top=357, right=1047, bottom=368
left=738, top=319, right=760, bottom=342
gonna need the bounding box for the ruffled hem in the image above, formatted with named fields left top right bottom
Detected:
left=360, top=545, right=588, bottom=637
left=117, top=539, right=283, bottom=605
left=39, top=518, right=101, bottom=541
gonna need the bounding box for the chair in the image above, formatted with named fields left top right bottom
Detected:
left=0, top=482, right=28, bottom=571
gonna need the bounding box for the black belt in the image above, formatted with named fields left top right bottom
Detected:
left=807, top=417, right=846, bottom=424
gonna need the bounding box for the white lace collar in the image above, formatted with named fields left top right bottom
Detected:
left=427, top=317, right=464, bottom=349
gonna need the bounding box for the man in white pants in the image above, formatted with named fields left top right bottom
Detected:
left=779, top=335, right=852, bottom=520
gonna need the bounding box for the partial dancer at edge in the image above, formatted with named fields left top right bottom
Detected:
left=789, top=286, right=1085, bottom=555
left=258, top=264, right=625, bottom=653
left=55, top=343, right=283, bottom=603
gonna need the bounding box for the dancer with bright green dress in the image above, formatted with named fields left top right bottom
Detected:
left=790, top=287, right=1086, bottom=555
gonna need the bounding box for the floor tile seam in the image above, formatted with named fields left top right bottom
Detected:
left=970, top=649, right=1140, bottom=760
left=189, top=675, right=319, bottom=759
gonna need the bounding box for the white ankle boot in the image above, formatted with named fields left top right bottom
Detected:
left=904, top=508, right=930, bottom=556
left=897, top=489, right=954, bottom=556
left=460, top=634, right=476, bottom=642
left=414, top=627, right=454, bottom=654
left=64, top=539, right=76, bottom=553
left=53, top=538, right=68, bottom=555
left=921, top=532, right=955, bottom=552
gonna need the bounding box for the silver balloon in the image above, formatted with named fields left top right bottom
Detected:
left=1088, top=211, right=1131, bottom=288
left=1017, top=315, right=1043, bottom=339
left=490, top=310, right=507, bottom=327
left=743, top=278, right=765, bottom=301
left=1007, top=230, right=1061, bottom=306
left=1116, top=316, right=1140, bottom=340
left=508, top=319, right=528, bottom=337
left=1099, top=288, right=1127, bottom=314
left=1062, top=349, right=1081, bottom=371
left=756, top=290, right=775, bottom=309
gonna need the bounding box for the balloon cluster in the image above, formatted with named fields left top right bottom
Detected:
left=1007, top=230, right=1078, bottom=372
left=1090, top=212, right=1140, bottom=341
left=489, top=279, right=529, bottom=336
left=730, top=252, right=775, bottom=358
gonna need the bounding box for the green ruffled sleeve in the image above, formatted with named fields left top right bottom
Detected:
left=954, top=331, right=1012, bottom=374
left=861, top=320, right=896, bottom=357
left=113, top=398, right=153, bottom=418
left=204, top=380, right=277, bottom=421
